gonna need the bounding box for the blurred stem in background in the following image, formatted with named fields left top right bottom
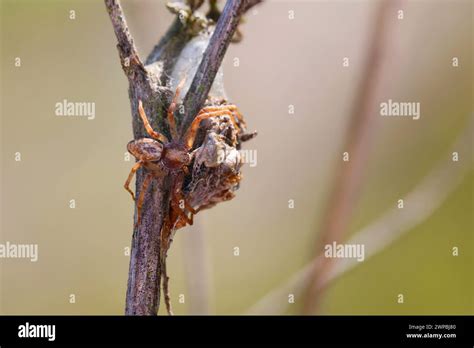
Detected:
left=247, top=118, right=473, bottom=314
left=182, top=220, right=214, bottom=314
left=302, top=0, right=400, bottom=314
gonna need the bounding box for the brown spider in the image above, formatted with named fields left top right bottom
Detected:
left=123, top=81, right=252, bottom=315
left=124, top=80, right=247, bottom=230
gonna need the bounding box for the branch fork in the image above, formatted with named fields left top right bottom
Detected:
left=105, top=0, right=262, bottom=315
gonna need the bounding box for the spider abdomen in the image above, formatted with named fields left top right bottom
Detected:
left=127, top=138, right=164, bottom=162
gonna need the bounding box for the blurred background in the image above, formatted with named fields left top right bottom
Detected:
left=0, top=0, right=472, bottom=315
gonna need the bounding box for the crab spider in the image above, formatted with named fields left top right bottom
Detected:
left=124, top=80, right=245, bottom=229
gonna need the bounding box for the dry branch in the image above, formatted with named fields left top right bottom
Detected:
left=105, top=0, right=262, bottom=315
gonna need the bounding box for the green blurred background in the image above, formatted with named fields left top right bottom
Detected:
left=1, top=0, right=472, bottom=315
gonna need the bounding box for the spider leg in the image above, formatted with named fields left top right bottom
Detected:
left=199, top=107, right=240, bottom=131
left=207, top=105, right=256, bottom=144
left=171, top=194, right=193, bottom=226
left=167, top=78, right=186, bottom=141
left=187, top=212, right=194, bottom=226
left=138, top=100, right=169, bottom=143
left=135, top=173, right=153, bottom=229
left=226, top=104, right=247, bottom=128
left=199, top=105, right=246, bottom=128
left=183, top=197, right=199, bottom=215
left=124, top=161, right=142, bottom=201
left=183, top=110, right=235, bottom=149
left=177, top=189, right=201, bottom=225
